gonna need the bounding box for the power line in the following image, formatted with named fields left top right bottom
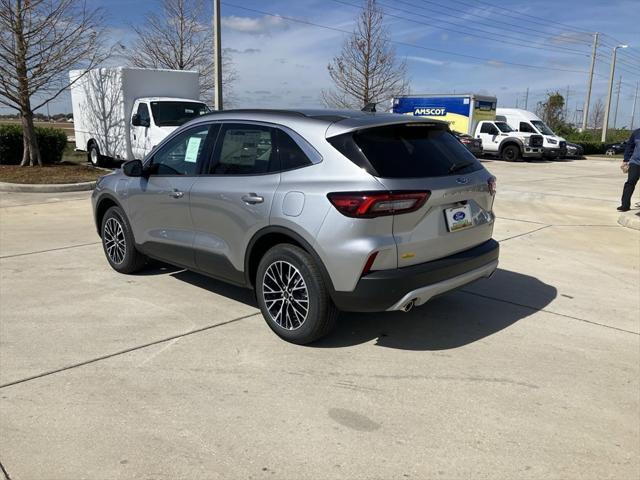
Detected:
left=337, top=0, right=592, bottom=57
left=221, top=2, right=598, bottom=75
left=461, top=0, right=594, bottom=36
left=410, top=0, right=592, bottom=46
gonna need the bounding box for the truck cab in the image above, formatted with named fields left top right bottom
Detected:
left=496, top=108, right=567, bottom=159
left=130, top=98, right=209, bottom=160
left=475, top=120, right=544, bottom=161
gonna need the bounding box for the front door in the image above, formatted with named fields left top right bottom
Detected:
left=190, top=123, right=281, bottom=284
left=126, top=124, right=215, bottom=268
left=131, top=102, right=152, bottom=160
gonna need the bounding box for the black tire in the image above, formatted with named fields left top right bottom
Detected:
left=101, top=206, right=147, bottom=274
left=501, top=145, right=521, bottom=162
left=88, top=142, right=106, bottom=167
left=256, top=244, right=338, bottom=345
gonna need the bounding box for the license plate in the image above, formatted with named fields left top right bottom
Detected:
left=445, top=204, right=473, bottom=232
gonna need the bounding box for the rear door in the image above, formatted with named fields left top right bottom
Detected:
left=189, top=122, right=281, bottom=285
left=344, top=124, right=496, bottom=268
left=477, top=122, right=500, bottom=154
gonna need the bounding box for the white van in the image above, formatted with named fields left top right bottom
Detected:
left=496, top=108, right=567, bottom=159
left=70, top=67, right=209, bottom=166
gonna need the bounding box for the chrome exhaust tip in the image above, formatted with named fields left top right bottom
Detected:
left=401, top=299, right=416, bottom=313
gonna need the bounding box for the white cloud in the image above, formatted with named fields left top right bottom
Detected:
left=406, top=55, right=446, bottom=66
left=221, top=15, right=288, bottom=35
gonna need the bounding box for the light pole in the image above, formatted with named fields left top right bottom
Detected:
left=601, top=44, right=628, bottom=142
left=581, top=32, right=599, bottom=132
left=213, top=0, right=223, bottom=111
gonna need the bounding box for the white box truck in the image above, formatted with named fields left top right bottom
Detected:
left=392, top=94, right=544, bottom=161
left=496, top=108, right=567, bottom=159
left=70, top=67, right=209, bottom=166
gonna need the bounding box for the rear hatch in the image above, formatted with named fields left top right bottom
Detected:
left=328, top=122, right=496, bottom=268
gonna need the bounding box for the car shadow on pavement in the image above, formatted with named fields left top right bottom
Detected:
left=314, top=269, right=557, bottom=351
left=170, top=270, right=259, bottom=307
left=139, top=264, right=556, bottom=351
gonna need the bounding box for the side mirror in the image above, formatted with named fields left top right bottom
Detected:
left=131, top=114, right=141, bottom=126
left=122, top=159, right=143, bottom=177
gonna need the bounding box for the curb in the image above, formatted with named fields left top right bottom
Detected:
left=0, top=181, right=96, bottom=193
left=618, top=210, right=640, bottom=231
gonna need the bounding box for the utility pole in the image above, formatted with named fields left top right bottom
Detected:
left=613, top=76, right=622, bottom=129
left=524, top=87, right=529, bottom=110
left=631, top=81, right=638, bottom=130
left=602, top=44, right=627, bottom=142
left=582, top=32, right=599, bottom=131
left=564, top=85, right=570, bottom=119
left=515, top=93, right=519, bottom=108
left=213, top=0, right=223, bottom=110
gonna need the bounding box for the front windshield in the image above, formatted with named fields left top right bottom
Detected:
left=150, top=101, right=210, bottom=127
left=531, top=120, right=555, bottom=135
left=495, top=121, right=514, bottom=133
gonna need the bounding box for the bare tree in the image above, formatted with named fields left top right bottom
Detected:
left=589, top=97, right=605, bottom=130
left=322, top=0, right=408, bottom=109
left=128, top=0, right=236, bottom=106
left=0, top=0, right=107, bottom=166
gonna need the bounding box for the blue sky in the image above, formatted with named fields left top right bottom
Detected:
left=29, top=0, right=640, bottom=126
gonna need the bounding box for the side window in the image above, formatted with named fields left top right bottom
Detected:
left=210, top=124, right=276, bottom=175
left=136, top=103, right=150, bottom=125
left=150, top=125, right=211, bottom=176
left=480, top=123, right=495, bottom=134
left=520, top=122, right=535, bottom=133
left=277, top=130, right=312, bottom=171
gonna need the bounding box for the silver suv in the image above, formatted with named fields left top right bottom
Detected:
left=92, top=109, right=499, bottom=344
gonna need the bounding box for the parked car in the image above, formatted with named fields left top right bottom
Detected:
left=454, top=131, right=483, bottom=156
left=92, top=109, right=499, bottom=344
left=564, top=142, right=584, bottom=158
left=605, top=141, right=628, bottom=156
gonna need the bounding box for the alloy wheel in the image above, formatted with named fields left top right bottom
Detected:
left=262, top=260, right=309, bottom=330
left=104, top=217, right=126, bottom=264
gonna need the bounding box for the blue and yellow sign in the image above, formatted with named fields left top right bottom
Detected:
left=393, top=95, right=496, bottom=135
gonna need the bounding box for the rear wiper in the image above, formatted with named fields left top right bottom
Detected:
left=449, top=161, right=475, bottom=173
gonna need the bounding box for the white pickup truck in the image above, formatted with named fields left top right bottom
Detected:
left=70, top=67, right=209, bottom=166
left=474, top=120, right=544, bottom=161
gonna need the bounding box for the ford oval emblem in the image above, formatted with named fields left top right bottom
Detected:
left=456, top=177, right=470, bottom=185
left=453, top=211, right=466, bottom=221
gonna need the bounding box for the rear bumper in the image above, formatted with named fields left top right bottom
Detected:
left=331, top=239, right=499, bottom=312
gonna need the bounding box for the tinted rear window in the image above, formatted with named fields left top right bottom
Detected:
left=328, top=124, right=483, bottom=178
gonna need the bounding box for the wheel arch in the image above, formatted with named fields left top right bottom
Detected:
left=94, top=193, right=124, bottom=237
left=244, top=226, right=336, bottom=295
left=499, top=140, right=523, bottom=155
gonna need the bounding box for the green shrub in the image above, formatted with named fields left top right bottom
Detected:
left=574, top=141, right=607, bottom=155
left=0, top=123, right=68, bottom=165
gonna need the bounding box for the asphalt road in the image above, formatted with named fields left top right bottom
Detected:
left=0, top=159, right=638, bottom=479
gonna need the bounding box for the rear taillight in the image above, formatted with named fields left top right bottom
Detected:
left=460, top=138, right=471, bottom=144
left=327, top=191, right=430, bottom=218
left=488, top=177, right=497, bottom=196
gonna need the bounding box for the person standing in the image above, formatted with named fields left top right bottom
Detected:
left=618, top=128, right=640, bottom=212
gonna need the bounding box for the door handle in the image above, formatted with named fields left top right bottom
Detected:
left=242, top=193, right=264, bottom=204
left=169, top=189, right=184, bottom=199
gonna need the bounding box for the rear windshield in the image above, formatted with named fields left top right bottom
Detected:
left=150, top=101, right=210, bottom=127
left=328, top=124, right=483, bottom=178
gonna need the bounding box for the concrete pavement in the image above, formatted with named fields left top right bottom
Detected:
left=0, top=159, right=638, bottom=479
